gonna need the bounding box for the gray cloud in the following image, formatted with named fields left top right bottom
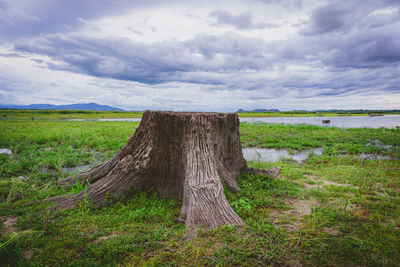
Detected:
left=210, top=10, right=279, bottom=30
left=2, top=0, right=400, bottom=110
left=14, top=12, right=400, bottom=98
left=247, top=0, right=303, bottom=8
left=302, top=3, right=350, bottom=35
left=0, top=1, right=8, bottom=10
left=287, top=0, right=400, bottom=70
left=15, top=32, right=271, bottom=85
left=0, top=52, right=26, bottom=58
left=302, top=0, right=400, bottom=35
left=0, top=0, right=171, bottom=41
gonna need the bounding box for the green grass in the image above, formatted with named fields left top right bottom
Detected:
left=237, top=111, right=363, bottom=117
left=0, top=118, right=399, bottom=266
left=240, top=123, right=400, bottom=157
left=2, top=109, right=398, bottom=120
left=237, top=110, right=400, bottom=117
left=0, top=109, right=143, bottom=120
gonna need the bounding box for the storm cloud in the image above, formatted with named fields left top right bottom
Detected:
left=210, top=10, right=279, bottom=29
left=1, top=0, right=399, bottom=110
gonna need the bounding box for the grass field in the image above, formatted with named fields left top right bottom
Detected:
left=0, top=110, right=143, bottom=120
left=1, top=109, right=398, bottom=120
left=0, top=116, right=399, bottom=266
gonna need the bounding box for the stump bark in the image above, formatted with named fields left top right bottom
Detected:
left=53, top=111, right=249, bottom=234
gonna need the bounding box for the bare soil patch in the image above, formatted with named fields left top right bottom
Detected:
left=22, top=250, right=32, bottom=260
left=93, top=233, right=119, bottom=244
left=1, top=217, right=17, bottom=235
left=304, top=175, right=359, bottom=189
left=323, top=227, right=340, bottom=236
left=268, top=198, right=317, bottom=225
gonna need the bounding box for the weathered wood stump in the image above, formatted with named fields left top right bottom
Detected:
left=52, top=111, right=250, bottom=234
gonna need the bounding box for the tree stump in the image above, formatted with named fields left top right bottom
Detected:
left=52, top=111, right=249, bottom=234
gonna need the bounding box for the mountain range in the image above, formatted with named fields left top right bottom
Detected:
left=236, top=108, right=280, bottom=113
left=0, top=103, right=124, bottom=111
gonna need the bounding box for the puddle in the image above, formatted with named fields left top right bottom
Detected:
left=365, top=139, right=393, bottom=149
left=243, top=147, right=323, bottom=163
left=61, top=164, right=92, bottom=173
left=0, top=148, right=12, bottom=155
left=18, top=176, right=29, bottom=182
left=336, top=153, right=394, bottom=160
left=42, top=164, right=93, bottom=174
left=359, top=154, right=391, bottom=160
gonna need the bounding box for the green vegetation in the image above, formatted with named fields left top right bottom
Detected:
left=0, top=116, right=399, bottom=266
left=0, top=109, right=143, bottom=120
left=240, top=123, right=400, bottom=158
left=237, top=110, right=400, bottom=117
left=1, top=108, right=399, bottom=120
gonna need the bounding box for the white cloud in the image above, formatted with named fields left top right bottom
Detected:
left=1, top=0, right=400, bottom=111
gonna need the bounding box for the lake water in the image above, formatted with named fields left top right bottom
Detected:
left=239, top=115, right=400, bottom=128
left=70, top=118, right=141, bottom=122
left=68, top=115, right=400, bottom=128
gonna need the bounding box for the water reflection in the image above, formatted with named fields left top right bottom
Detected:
left=61, top=164, right=93, bottom=173
left=42, top=164, right=93, bottom=174
left=242, top=147, right=323, bottom=163
left=358, top=154, right=391, bottom=160
left=0, top=148, right=12, bottom=155
left=365, top=139, right=392, bottom=149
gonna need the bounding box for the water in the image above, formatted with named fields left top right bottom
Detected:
left=365, top=139, right=392, bottom=149
left=0, top=148, right=12, bottom=155
left=358, top=154, right=391, bottom=160
left=61, top=164, right=92, bottom=173
left=239, top=115, right=400, bottom=128
left=42, top=164, right=93, bottom=174
left=70, top=118, right=141, bottom=122
left=242, top=147, right=323, bottom=163
left=242, top=147, right=394, bottom=163
left=66, top=115, right=400, bottom=128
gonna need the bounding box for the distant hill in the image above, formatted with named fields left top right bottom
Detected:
left=236, top=108, right=280, bottom=113
left=312, top=109, right=400, bottom=114
left=0, top=103, right=125, bottom=111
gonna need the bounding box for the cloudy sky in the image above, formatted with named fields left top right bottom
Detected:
left=1, top=0, right=399, bottom=111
